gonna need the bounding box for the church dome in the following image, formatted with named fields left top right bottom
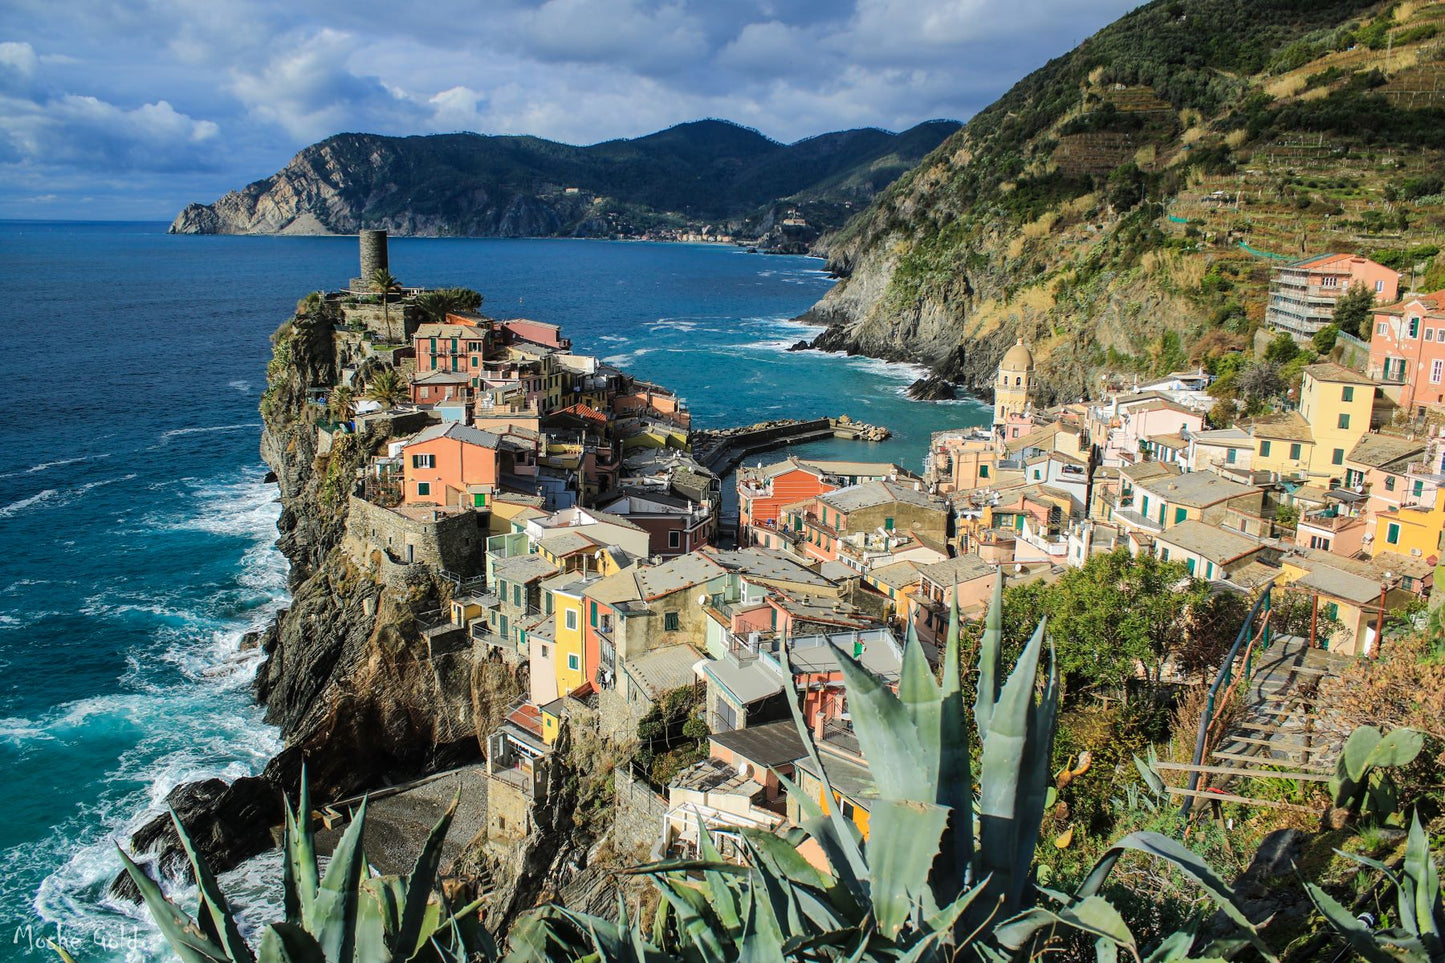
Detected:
left=1001, top=338, right=1033, bottom=371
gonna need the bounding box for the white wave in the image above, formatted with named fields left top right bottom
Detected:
left=158, top=423, right=260, bottom=442
left=1, top=476, right=139, bottom=520
left=596, top=334, right=629, bottom=343
left=0, top=454, right=110, bottom=480
left=228, top=380, right=252, bottom=393
left=0, top=489, right=59, bottom=518
left=0, top=614, right=19, bottom=627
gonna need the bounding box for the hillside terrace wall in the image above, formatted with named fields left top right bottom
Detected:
left=344, top=495, right=489, bottom=581
left=612, top=765, right=669, bottom=862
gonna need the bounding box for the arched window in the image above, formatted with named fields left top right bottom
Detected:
left=1015, top=376, right=1022, bottom=386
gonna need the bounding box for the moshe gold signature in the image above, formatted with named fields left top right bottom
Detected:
left=14, top=921, right=150, bottom=957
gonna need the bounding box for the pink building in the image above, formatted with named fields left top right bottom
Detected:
left=1368, top=291, right=1445, bottom=414
left=414, top=316, right=494, bottom=385
left=1266, top=253, right=1399, bottom=342
left=501, top=319, right=570, bottom=350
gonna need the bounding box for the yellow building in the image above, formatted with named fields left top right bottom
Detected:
left=1297, top=363, right=1378, bottom=482
left=1276, top=552, right=1416, bottom=656
left=547, top=578, right=591, bottom=700
left=1246, top=413, right=1314, bottom=476
left=1379, top=498, right=1445, bottom=559
left=994, top=339, right=1034, bottom=428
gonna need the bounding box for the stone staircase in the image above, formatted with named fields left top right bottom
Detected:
left=1165, top=635, right=1352, bottom=813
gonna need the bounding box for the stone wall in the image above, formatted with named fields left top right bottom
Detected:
left=612, top=765, right=669, bottom=863
left=486, top=774, right=533, bottom=842
left=344, top=495, right=490, bottom=580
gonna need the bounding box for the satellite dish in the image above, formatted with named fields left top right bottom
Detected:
left=697, top=593, right=708, bottom=606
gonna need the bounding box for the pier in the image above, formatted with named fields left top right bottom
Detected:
left=694, top=416, right=890, bottom=475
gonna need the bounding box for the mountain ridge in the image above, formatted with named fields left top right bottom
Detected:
left=169, top=119, right=961, bottom=244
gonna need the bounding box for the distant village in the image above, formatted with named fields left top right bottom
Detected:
left=313, top=231, right=1441, bottom=866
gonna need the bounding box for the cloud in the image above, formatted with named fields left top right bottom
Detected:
left=0, top=0, right=1141, bottom=218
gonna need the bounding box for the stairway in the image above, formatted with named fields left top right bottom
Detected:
left=1165, top=635, right=1352, bottom=813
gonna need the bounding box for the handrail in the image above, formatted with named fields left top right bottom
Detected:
left=1179, top=579, right=1275, bottom=816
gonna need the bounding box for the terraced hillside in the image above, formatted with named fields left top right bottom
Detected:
left=805, top=0, right=1445, bottom=408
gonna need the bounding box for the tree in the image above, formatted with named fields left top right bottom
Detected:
left=370, top=268, right=402, bottom=343
left=328, top=384, right=357, bottom=425
left=1273, top=501, right=1300, bottom=529
left=364, top=368, right=408, bottom=409
left=1106, top=161, right=1146, bottom=212
left=415, top=287, right=483, bottom=326
left=1331, top=281, right=1375, bottom=338
left=1264, top=332, right=1300, bottom=364
left=1312, top=322, right=1340, bottom=355
left=990, top=549, right=1207, bottom=699
left=1236, top=359, right=1286, bottom=412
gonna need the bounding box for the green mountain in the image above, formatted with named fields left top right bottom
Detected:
left=805, top=0, right=1445, bottom=405
left=168, top=119, right=960, bottom=246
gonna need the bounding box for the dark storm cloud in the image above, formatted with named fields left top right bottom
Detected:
left=0, top=0, right=1139, bottom=218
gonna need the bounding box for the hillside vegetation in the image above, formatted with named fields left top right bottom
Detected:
left=169, top=119, right=960, bottom=245
left=807, top=0, right=1445, bottom=405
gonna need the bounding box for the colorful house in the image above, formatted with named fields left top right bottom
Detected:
left=1297, top=363, right=1379, bottom=483
left=1367, top=290, right=1445, bottom=414
left=401, top=422, right=501, bottom=507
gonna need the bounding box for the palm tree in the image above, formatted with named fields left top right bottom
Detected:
left=370, top=268, right=402, bottom=342
left=328, top=384, right=357, bottom=426
left=364, top=368, right=408, bottom=410
left=415, top=287, right=483, bottom=326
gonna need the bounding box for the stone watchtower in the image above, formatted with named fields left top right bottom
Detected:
left=994, top=338, right=1034, bottom=428
left=349, top=230, right=390, bottom=294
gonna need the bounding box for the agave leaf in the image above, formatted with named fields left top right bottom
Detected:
left=168, top=808, right=256, bottom=963
left=742, top=833, right=806, bottom=946
left=1303, top=880, right=1403, bottom=963
left=259, top=923, right=327, bottom=963
left=1013, top=643, right=1059, bottom=903
left=830, top=635, right=932, bottom=801
left=1142, top=929, right=1195, bottom=962
left=115, top=845, right=231, bottom=963
left=864, top=798, right=950, bottom=939
left=312, top=798, right=369, bottom=963
left=653, top=875, right=727, bottom=963
left=394, top=787, right=460, bottom=962
left=994, top=896, right=1135, bottom=954
left=1334, top=848, right=1402, bottom=890
left=284, top=773, right=320, bottom=929
left=977, top=620, right=1047, bottom=912
left=739, top=862, right=787, bottom=963
left=617, top=859, right=750, bottom=877
left=1078, top=832, right=1277, bottom=962
left=937, top=575, right=974, bottom=904
left=354, top=876, right=401, bottom=963
left=974, top=573, right=1005, bottom=736
left=696, top=814, right=743, bottom=936
left=1404, top=812, right=1441, bottom=945
left=1134, top=754, right=1166, bottom=798
left=777, top=642, right=869, bottom=893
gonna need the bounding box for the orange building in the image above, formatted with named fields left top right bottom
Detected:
left=1368, top=290, right=1445, bottom=414
left=401, top=422, right=502, bottom=507
left=1266, top=253, right=1399, bottom=342
left=413, top=314, right=496, bottom=394
left=737, top=458, right=843, bottom=546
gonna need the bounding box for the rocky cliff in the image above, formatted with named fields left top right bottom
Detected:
left=116, top=304, right=525, bottom=893
left=168, top=120, right=960, bottom=240
left=801, top=0, right=1445, bottom=405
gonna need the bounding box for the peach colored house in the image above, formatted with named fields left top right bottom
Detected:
left=1266, top=253, right=1399, bottom=342
left=413, top=316, right=494, bottom=389
left=501, top=318, right=570, bottom=350
left=401, top=422, right=501, bottom=507
left=1368, top=291, right=1445, bottom=414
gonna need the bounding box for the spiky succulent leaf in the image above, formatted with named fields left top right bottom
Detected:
left=863, top=798, right=950, bottom=938
left=393, top=788, right=460, bottom=962
left=830, top=634, right=932, bottom=801
left=1134, top=753, right=1166, bottom=798
left=312, top=798, right=369, bottom=963
left=994, top=896, right=1135, bottom=954
left=1303, top=880, right=1409, bottom=963
left=354, top=876, right=402, bottom=963
left=1403, top=812, right=1443, bottom=949
left=259, top=923, right=327, bottom=963
left=169, top=808, right=255, bottom=963
left=1077, top=832, right=1277, bottom=962
left=284, top=773, right=320, bottom=929
left=974, top=573, right=1004, bottom=736
left=115, top=845, right=231, bottom=963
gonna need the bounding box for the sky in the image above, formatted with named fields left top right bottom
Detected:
left=0, top=0, right=1141, bottom=220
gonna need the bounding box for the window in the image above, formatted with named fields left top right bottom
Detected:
left=1414, top=479, right=1425, bottom=498
left=884, top=517, right=894, bottom=531
left=1386, top=522, right=1401, bottom=545
left=1290, top=443, right=1302, bottom=460
left=471, top=356, right=479, bottom=367
left=979, top=464, right=990, bottom=478
left=1409, top=317, right=1421, bottom=338
left=1428, top=329, right=1437, bottom=343
left=1160, top=547, right=1170, bottom=561
left=1386, top=475, right=1396, bottom=492
left=416, top=482, right=431, bottom=496
left=500, top=615, right=508, bottom=635
left=1378, top=322, right=1389, bottom=335
left=1260, top=441, right=1272, bottom=457
left=1185, top=558, right=1196, bottom=575
left=1226, top=448, right=1237, bottom=464
left=589, top=601, right=597, bottom=627
left=411, top=453, right=435, bottom=468
left=1337, top=413, right=1351, bottom=430
left=668, top=530, right=681, bottom=549
left=513, top=584, right=521, bottom=607
left=540, top=644, right=548, bottom=658
left=1376, top=280, right=1385, bottom=293
left=1325, top=602, right=1339, bottom=620
left=1310, top=535, right=1331, bottom=551
left=664, top=612, right=680, bottom=631
left=1341, top=386, right=1354, bottom=403
left=1205, top=561, right=1215, bottom=578
left=567, top=653, right=579, bottom=671
left=840, top=799, right=856, bottom=820
left=1433, top=360, right=1444, bottom=385
left=1332, top=448, right=1345, bottom=466
left=564, top=609, right=577, bottom=631
left=1174, top=507, right=1187, bottom=524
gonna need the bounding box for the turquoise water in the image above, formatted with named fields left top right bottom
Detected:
left=0, top=222, right=986, bottom=959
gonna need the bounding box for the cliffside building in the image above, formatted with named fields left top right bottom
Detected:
left=1265, top=253, right=1398, bottom=342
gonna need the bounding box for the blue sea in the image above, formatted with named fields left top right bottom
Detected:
left=0, top=221, right=987, bottom=960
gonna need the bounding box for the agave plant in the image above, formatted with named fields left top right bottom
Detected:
left=112, top=773, right=489, bottom=963
left=512, top=575, right=1276, bottom=961
left=1306, top=812, right=1443, bottom=962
